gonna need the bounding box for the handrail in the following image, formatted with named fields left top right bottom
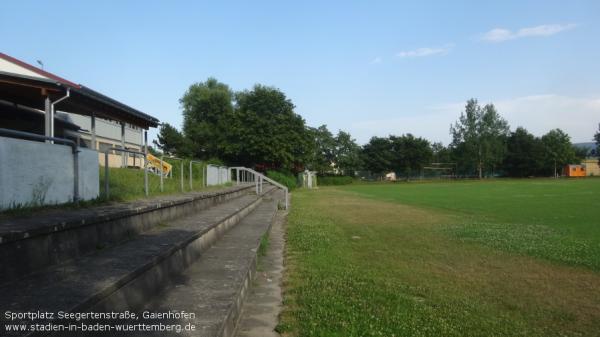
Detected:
left=0, top=127, right=77, bottom=149
left=0, top=128, right=80, bottom=202
left=103, top=147, right=148, bottom=198
left=231, top=166, right=288, bottom=210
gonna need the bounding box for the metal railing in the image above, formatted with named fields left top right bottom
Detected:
left=0, top=128, right=81, bottom=202
left=231, top=167, right=288, bottom=210
left=104, top=147, right=148, bottom=198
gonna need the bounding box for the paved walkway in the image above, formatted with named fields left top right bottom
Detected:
left=235, top=208, right=287, bottom=337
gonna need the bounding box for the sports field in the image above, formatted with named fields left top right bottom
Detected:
left=278, top=178, right=600, bottom=337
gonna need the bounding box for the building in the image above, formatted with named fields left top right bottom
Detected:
left=564, top=164, right=586, bottom=177
left=0, top=52, right=159, bottom=209
left=0, top=53, right=159, bottom=168
left=582, top=158, right=600, bottom=176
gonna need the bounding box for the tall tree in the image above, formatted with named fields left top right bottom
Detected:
left=541, top=129, right=576, bottom=177
left=479, top=104, right=510, bottom=176
left=503, top=127, right=545, bottom=177
left=595, top=123, right=600, bottom=164
left=361, top=137, right=393, bottom=179
left=309, top=125, right=336, bottom=174
left=390, top=134, right=432, bottom=179
left=450, top=99, right=509, bottom=178
left=333, top=130, right=362, bottom=175
left=153, top=123, right=185, bottom=155
left=180, top=78, right=235, bottom=159
left=431, top=142, right=452, bottom=164
left=235, top=84, right=312, bottom=171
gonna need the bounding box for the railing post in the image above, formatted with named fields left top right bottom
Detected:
left=104, top=151, right=109, bottom=199
left=73, top=143, right=80, bottom=202
left=160, top=157, right=164, bottom=192
left=180, top=162, right=184, bottom=192
left=255, top=175, right=259, bottom=195
left=189, top=161, right=193, bottom=190
left=144, top=131, right=148, bottom=197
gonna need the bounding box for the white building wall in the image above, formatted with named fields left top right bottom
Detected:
left=67, top=113, right=143, bottom=147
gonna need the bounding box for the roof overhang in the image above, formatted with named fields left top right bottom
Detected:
left=0, top=70, right=159, bottom=129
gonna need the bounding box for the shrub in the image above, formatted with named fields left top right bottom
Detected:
left=318, top=175, right=354, bottom=186
left=266, top=170, right=298, bottom=190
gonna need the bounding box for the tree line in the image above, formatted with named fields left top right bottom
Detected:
left=155, top=78, right=600, bottom=178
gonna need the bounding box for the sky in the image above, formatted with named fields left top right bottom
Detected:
left=2, top=1, right=599, bottom=145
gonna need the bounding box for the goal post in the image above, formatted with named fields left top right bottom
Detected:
left=421, top=162, right=456, bottom=179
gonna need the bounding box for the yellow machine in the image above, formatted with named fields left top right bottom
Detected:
left=146, top=153, right=173, bottom=176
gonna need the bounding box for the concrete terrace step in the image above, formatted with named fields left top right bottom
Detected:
left=0, top=184, right=256, bottom=284
left=120, top=191, right=283, bottom=337
left=0, top=186, right=277, bottom=337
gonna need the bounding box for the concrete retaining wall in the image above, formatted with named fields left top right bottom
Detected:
left=0, top=136, right=99, bottom=210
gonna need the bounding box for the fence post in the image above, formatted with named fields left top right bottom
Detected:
left=189, top=161, right=193, bottom=190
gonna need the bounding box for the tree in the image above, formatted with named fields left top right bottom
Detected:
left=234, top=84, right=312, bottom=171
left=431, top=142, right=452, bottom=164
left=450, top=99, right=509, bottom=178
left=541, top=129, right=576, bottom=177
left=153, top=123, right=185, bottom=155
left=309, top=125, right=336, bottom=174
left=180, top=78, right=236, bottom=160
left=479, top=104, right=510, bottom=176
left=333, top=131, right=362, bottom=175
left=389, top=134, right=432, bottom=179
left=361, top=137, right=393, bottom=179
left=595, top=123, right=600, bottom=164
left=502, top=127, right=545, bottom=177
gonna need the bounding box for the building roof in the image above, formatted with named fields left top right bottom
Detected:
left=0, top=53, right=159, bottom=128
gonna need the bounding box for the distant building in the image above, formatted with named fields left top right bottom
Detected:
left=582, top=159, right=600, bottom=176
left=564, top=164, right=586, bottom=177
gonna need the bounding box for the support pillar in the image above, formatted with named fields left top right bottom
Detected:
left=44, top=96, right=51, bottom=143
left=91, top=113, right=97, bottom=150
left=121, top=122, right=126, bottom=168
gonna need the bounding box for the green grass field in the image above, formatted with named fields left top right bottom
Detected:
left=279, top=178, right=600, bottom=337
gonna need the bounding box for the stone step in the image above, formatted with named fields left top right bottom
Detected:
left=0, top=184, right=256, bottom=285
left=0, top=186, right=277, bottom=337
left=118, top=191, right=283, bottom=337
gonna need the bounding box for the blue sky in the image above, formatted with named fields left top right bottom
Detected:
left=2, top=1, right=599, bottom=144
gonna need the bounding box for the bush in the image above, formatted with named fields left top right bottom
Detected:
left=318, top=175, right=354, bottom=186
left=266, top=170, right=298, bottom=190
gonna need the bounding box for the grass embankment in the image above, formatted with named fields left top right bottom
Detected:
left=100, top=165, right=209, bottom=201
left=279, top=179, right=600, bottom=336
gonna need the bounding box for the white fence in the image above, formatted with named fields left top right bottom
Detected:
left=206, top=164, right=230, bottom=186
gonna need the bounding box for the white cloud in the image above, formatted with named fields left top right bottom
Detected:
left=396, top=44, right=453, bottom=58
left=481, top=23, right=577, bottom=42
left=350, top=94, right=600, bottom=145
left=370, top=56, right=382, bottom=64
